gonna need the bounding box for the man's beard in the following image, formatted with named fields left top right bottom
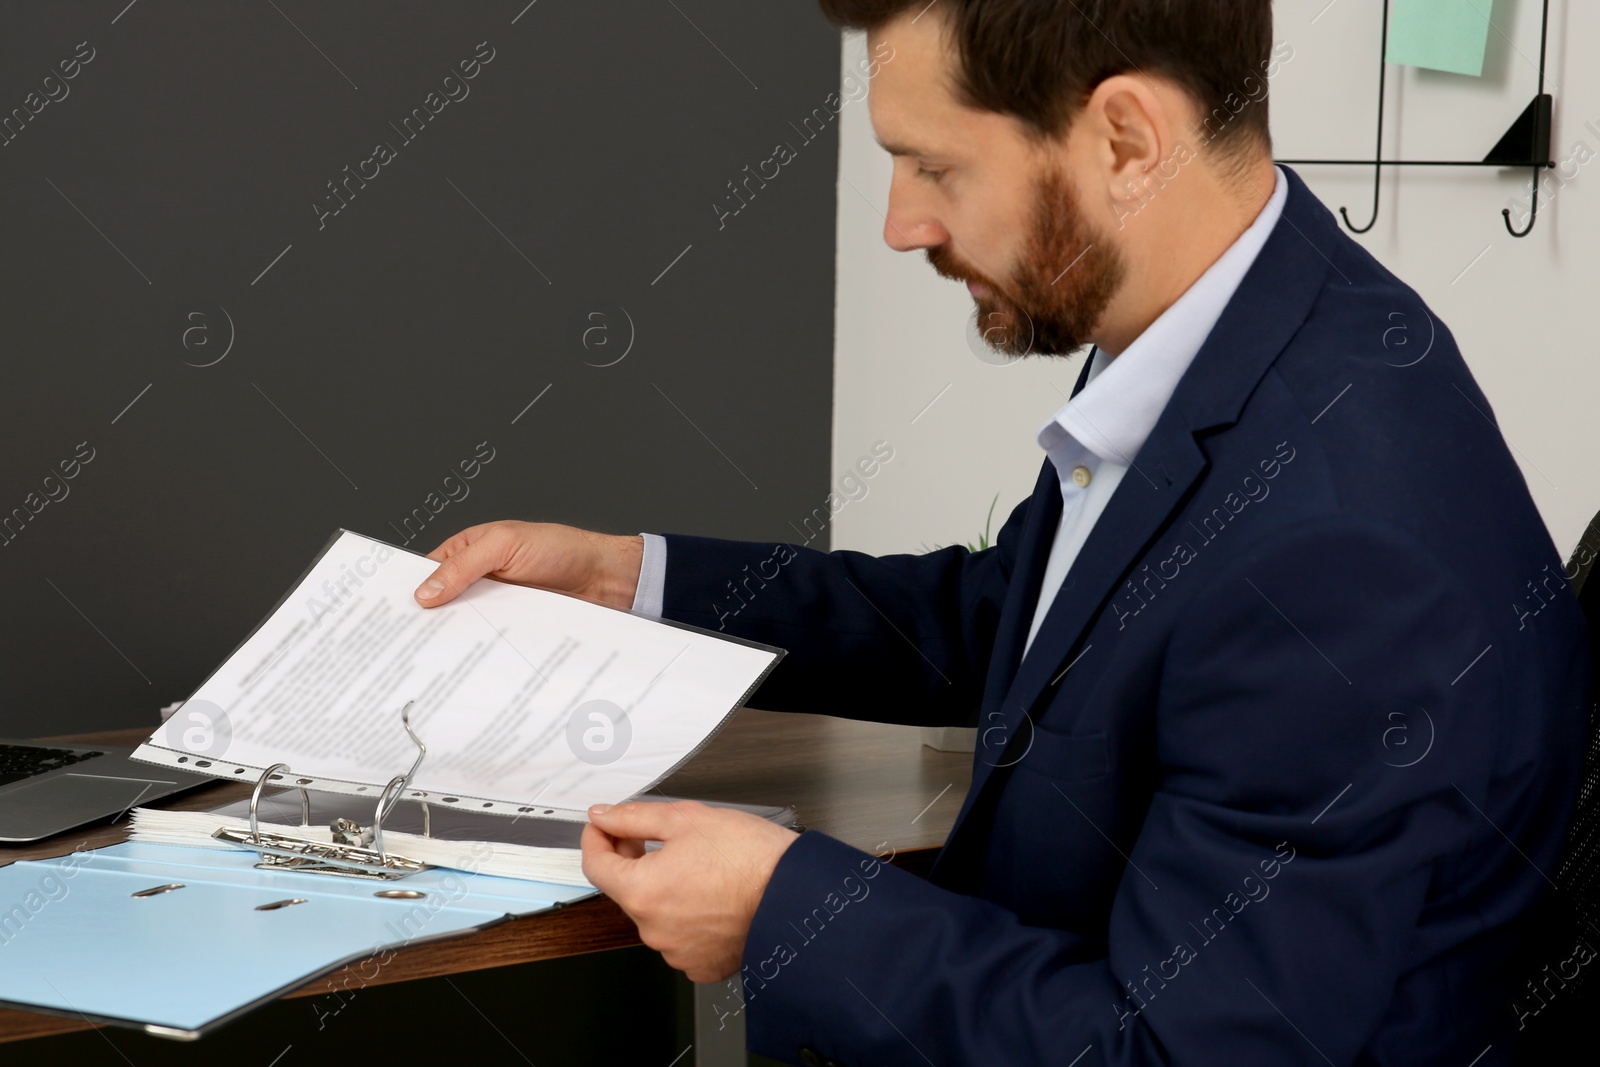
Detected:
left=927, top=166, right=1124, bottom=357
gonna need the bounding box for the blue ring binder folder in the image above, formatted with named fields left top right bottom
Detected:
left=0, top=839, right=595, bottom=1038
left=0, top=703, right=595, bottom=1038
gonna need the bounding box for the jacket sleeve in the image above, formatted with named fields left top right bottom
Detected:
left=657, top=494, right=1033, bottom=727
left=736, top=515, right=1573, bottom=1065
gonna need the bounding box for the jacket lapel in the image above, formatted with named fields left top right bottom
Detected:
left=958, top=425, right=1211, bottom=807
left=974, top=353, right=1097, bottom=717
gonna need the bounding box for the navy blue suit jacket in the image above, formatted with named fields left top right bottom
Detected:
left=659, top=166, right=1590, bottom=1065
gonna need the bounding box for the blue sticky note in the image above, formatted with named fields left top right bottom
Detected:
left=1386, top=0, right=1497, bottom=77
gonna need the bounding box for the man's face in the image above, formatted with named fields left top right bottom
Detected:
left=868, top=15, right=1125, bottom=356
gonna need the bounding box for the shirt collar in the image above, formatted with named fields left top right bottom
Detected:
left=1039, top=165, right=1289, bottom=469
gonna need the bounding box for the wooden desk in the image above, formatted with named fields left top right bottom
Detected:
left=0, top=708, right=970, bottom=1045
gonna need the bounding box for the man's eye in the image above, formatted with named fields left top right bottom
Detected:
left=916, top=166, right=946, bottom=184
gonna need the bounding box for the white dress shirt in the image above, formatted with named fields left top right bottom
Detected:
left=632, top=166, right=1289, bottom=647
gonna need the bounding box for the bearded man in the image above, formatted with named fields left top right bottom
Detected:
left=416, top=2, right=1588, bottom=1063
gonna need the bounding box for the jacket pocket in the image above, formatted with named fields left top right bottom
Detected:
left=1011, top=724, right=1110, bottom=782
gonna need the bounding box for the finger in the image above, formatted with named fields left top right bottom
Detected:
left=415, top=524, right=514, bottom=606
left=424, top=523, right=495, bottom=564
left=587, top=800, right=701, bottom=842
left=580, top=823, right=640, bottom=891
left=585, top=819, right=648, bottom=859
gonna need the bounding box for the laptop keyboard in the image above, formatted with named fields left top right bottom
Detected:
left=0, top=744, right=104, bottom=788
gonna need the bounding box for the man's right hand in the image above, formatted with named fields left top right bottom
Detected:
left=413, top=521, right=645, bottom=611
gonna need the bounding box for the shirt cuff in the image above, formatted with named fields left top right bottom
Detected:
left=631, top=533, right=667, bottom=617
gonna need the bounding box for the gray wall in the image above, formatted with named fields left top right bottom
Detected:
left=0, top=1, right=841, bottom=735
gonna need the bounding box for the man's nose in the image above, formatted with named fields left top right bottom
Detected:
left=884, top=211, right=950, bottom=253
left=883, top=181, right=948, bottom=252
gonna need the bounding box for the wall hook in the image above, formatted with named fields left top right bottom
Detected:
left=1486, top=0, right=1555, bottom=239
left=1338, top=0, right=1390, bottom=235
left=1503, top=167, right=1540, bottom=238
left=1339, top=182, right=1380, bottom=235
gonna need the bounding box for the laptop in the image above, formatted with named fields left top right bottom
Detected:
left=0, top=739, right=213, bottom=844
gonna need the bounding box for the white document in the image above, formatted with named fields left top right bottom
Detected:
left=133, top=530, right=782, bottom=820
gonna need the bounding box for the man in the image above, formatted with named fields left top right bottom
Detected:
left=415, top=1, right=1589, bottom=1062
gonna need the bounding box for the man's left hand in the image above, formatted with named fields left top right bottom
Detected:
left=581, top=800, right=798, bottom=983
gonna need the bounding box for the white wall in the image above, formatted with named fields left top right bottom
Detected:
left=830, top=0, right=1600, bottom=560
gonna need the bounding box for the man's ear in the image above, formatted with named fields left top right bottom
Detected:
left=1074, top=73, right=1175, bottom=214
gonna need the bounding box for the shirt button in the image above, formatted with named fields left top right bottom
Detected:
left=1072, top=465, right=1092, bottom=488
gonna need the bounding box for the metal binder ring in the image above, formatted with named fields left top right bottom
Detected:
left=250, top=763, right=292, bottom=845
left=370, top=700, right=428, bottom=858
left=376, top=701, right=426, bottom=826
left=372, top=774, right=408, bottom=860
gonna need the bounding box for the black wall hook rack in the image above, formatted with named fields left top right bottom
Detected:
left=1278, top=0, right=1555, bottom=238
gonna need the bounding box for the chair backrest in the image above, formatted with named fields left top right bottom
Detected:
left=1510, top=513, right=1600, bottom=1060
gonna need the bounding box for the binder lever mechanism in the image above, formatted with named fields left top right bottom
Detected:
left=214, top=701, right=432, bottom=881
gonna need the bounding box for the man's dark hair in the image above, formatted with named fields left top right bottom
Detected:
left=818, top=0, right=1275, bottom=158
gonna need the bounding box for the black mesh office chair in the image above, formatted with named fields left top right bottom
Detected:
left=1510, top=513, right=1600, bottom=1061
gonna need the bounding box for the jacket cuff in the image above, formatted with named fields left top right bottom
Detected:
left=738, top=830, right=902, bottom=1063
